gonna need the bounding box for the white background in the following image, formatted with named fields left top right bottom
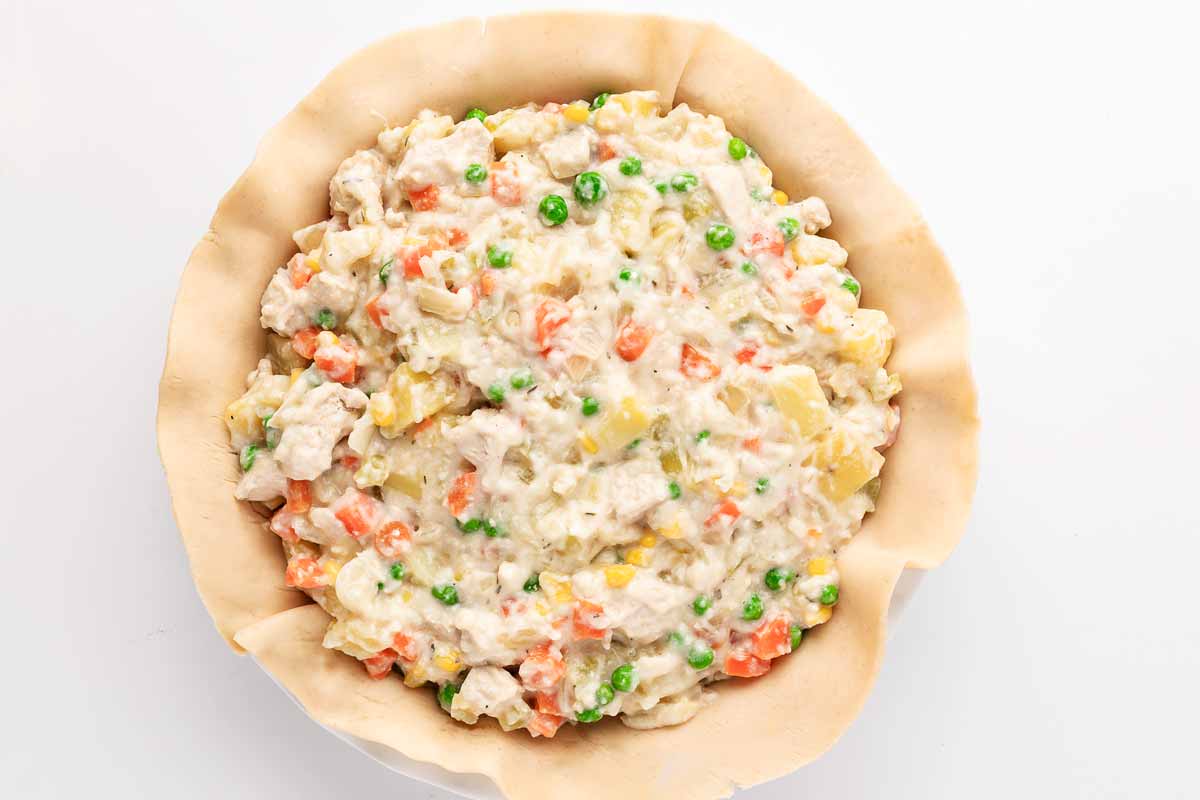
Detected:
left=3, top=0, right=1197, bottom=797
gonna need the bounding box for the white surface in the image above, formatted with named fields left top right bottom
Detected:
left=3, top=1, right=1197, bottom=797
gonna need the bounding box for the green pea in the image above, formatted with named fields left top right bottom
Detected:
left=790, top=624, right=803, bottom=651
left=618, top=156, right=642, bottom=176
left=654, top=181, right=669, bottom=194
left=667, top=631, right=685, bottom=646
left=464, top=163, right=488, bottom=184
left=777, top=217, right=801, bottom=241
left=695, top=430, right=711, bottom=444
left=577, top=707, right=603, bottom=723
left=741, top=261, right=758, bottom=276
left=438, top=681, right=459, bottom=710
left=483, top=519, right=504, bottom=538
left=581, top=396, right=600, bottom=416
left=750, top=187, right=766, bottom=201
left=510, top=369, right=533, bottom=390
left=667, top=481, right=681, bottom=500
left=487, top=245, right=512, bottom=268
left=590, top=92, right=610, bottom=110
left=315, top=308, right=336, bottom=330
left=487, top=383, right=506, bottom=404
left=727, top=137, right=748, bottom=160
left=764, top=567, right=795, bottom=591
left=820, top=584, right=840, bottom=606
left=523, top=574, right=541, bottom=593
left=239, top=444, right=257, bottom=472
left=611, top=664, right=635, bottom=692
left=626, top=438, right=641, bottom=450
left=692, top=595, right=711, bottom=616
left=687, top=646, right=715, bottom=670
left=431, top=584, right=459, bottom=605
left=595, top=682, right=615, bottom=706
left=706, top=224, right=735, bottom=251
left=465, top=107, right=487, bottom=122
left=459, top=518, right=483, bottom=533
left=379, top=257, right=394, bottom=284
left=376, top=581, right=385, bottom=591
left=742, top=593, right=764, bottom=621
left=841, top=275, right=861, bottom=297
left=573, top=171, right=608, bottom=206
left=538, top=194, right=569, bottom=226
left=617, top=267, right=639, bottom=283
left=670, top=172, right=699, bottom=192
left=755, top=477, right=770, bottom=494
left=390, top=562, right=406, bottom=581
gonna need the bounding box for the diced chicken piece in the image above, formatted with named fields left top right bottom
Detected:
left=606, top=459, right=670, bottom=522
left=538, top=126, right=597, bottom=179
left=792, top=196, right=832, bottom=234
left=291, top=220, right=328, bottom=252
left=444, top=408, right=526, bottom=492
left=273, top=383, right=368, bottom=480
left=259, top=269, right=358, bottom=336
left=334, top=549, right=385, bottom=614
left=593, top=571, right=692, bottom=642
left=317, top=226, right=379, bottom=274
left=702, top=165, right=753, bottom=237
left=450, top=665, right=525, bottom=725
left=394, top=119, right=493, bottom=192
left=234, top=450, right=288, bottom=501
left=329, top=150, right=386, bottom=225
left=497, top=562, right=528, bottom=595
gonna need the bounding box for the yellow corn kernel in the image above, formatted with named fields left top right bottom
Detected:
left=579, top=433, right=599, bottom=454
left=401, top=590, right=413, bottom=602
left=624, top=547, right=650, bottom=567
left=535, top=600, right=550, bottom=616
left=369, top=392, right=397, bottom=427
left=540, top=572, right=575, bottom=605
left=433, top=651, right=463, bottom=673
left=807, top=557, right=833, bottom=576
left=729, top=482, right=748, bottom=499
left=657, top=520, right=683, bottom=540
left=805, top=605, right=833, bottom=626
left=402, top=664, right=428, bottom=688
left=304, top=255, right=321, bottom=272
left=562, top=103, right=590, bottom=123
left=322, top=561, right=343, bottom=581
left=639, top=533, right=657, bottom=548
left=758, top=165, right=771, bottom=180
left=604, top=564, right=637, bottom=588
left=772, top=190, right=789, bottom=205
left=289, top=368, right=304, bottom=386
left=815, top=311, right=837, bottom=335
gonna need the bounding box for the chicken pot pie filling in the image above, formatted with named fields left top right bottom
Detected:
left=226, top=91, right=901, bottom=737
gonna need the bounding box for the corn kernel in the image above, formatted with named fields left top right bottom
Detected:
left=403, top=665, right=427, bottom=688
left=772, top=189, right=789, bottom=205
left=729, top=482, right=748, bottom=498
left=562, top=103, right=590, bottom=123
left=535, top=600, right=550, bottom=616
left=639, top=533, right=657, bottom=548
left=401, top=590, right=413, bottom=602
left=322, top=561, right=342, bottom=581
left=305, top=255, right=321, bottom=272
left=316, top=331, right=340, bottom=348
left=807, top=557, right=833, bottom=576
left=289, top=368, right=304, bottom=386
left=624, top=547, right=650, bottom=567
left=579, top=433, right=599, bottom=454
left=657, top=521, right=683, bottom=540
left=433, top=651, right=463, bottom=673
left=369, top=392, right=397, bottom=427
left=804, top=605, right=833, bottom=627
left=605, top=564, right=637, bottom=588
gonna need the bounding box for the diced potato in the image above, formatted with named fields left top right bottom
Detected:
left=790, top=234, right=848, bottom=268
left=354, top=454, right=390, bottom=488
left=659, top=450, right=682, bottom=475
left=610, top=188, right=655, bottom=253
left=809, top=428, right=885, bottom=502
left=649, top=209, right=686, bottom=263
left=538, top=571, right=574, bottom=605
left=384, top=470, right=423, bottom=500
left=682, top=189, right=715, bottom=222
left=839, top=309, right=894, bottom=371
left=491, top=108, right=562, bottom=154
left=377, top=365, right=455, bottom=438
left=224, top=365, right=289, bottom=448
left=594, top=396, right=652, bottom=451
left=769, top=364, right=831, bottom=438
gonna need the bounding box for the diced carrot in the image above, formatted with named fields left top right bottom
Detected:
left=801, top=292, right=826, bottom=317
left=268, top=509, right=299, bottom=543
left=751, top=617, right=793, bottom=660
left=291, top=327, right=320, bottom=360
left=413, top=417, right=435, bottom=434
left=614, top=320, right=653, bottom=361
left=534, top=298, right=571, bottom=350
left=363, top=649, right=399, bottom=680
left=534, top=691, right=561, bottom=716
left=374, top=520, right=412, bottom=559
left=597, top=140, right=617, bottom=162
left=518, top=642, right=566, bottom=690
left=446, top=471, right=478, bottom=518
left=742, top=437, right=762, bottom=453
left=287, top=253, right=313, bottom=289
left=340, top=455, right=360, bottom=470
left=365, top=294, right=387, bottom=328
left=285, top=557, right=325, bottom=589
left=332, top=488, right=381, bottom=540
left=392, top=631, right=419, bottom=661
left=400, top=245, right=425, bottom=279
left=408, top=184, right=440, bottom=211
left=705, top=498, right=741, bottom=527
left=572, top=600, right=608, bottom=640
left=527, top=712, right=566, bottom=738
left=724, top=651, right=772, bottom=678
left=501, top=597, right=528, bottom=618
left=314, top=339, right=357, bottom=384
left=743, top=229, right=785, bottom=257
left=479, top=269, right=497, bottom=297
left=680, top=343, right=721, bottom=381
left=734, top=343, right=759, bottom=364
left=490, top=161, right=522, bottom=206
left=447, top=227, right=469, bottom=249
left=285, top=479, right=312, bottom=514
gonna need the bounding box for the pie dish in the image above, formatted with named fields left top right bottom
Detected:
left=158, top=12, right=977, bottom=798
